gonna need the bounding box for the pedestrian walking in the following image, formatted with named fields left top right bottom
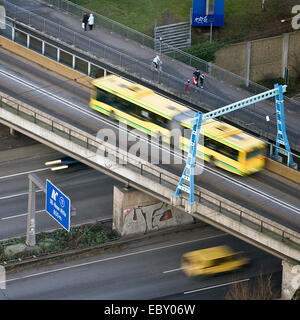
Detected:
left=193, top=68, right=200, bottom=87
left=184, top=79, right=190, bottom=92
left=199, top=73, right=205, bottom=88
left=88, top=13, right=94, bottom=31
left=82, top=12, right=88, bottom=31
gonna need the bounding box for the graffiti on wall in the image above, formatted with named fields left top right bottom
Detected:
left=122, top=202, right=193, bottom=236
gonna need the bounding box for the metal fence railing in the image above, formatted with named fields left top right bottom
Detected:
left=154, top=21, right=191, bottom=54
left=1, top=91, right=299, bottom=255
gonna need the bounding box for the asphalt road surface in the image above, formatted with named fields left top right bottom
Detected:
left=0, top=225, right=282, bottom=300
left=0, top=144, right=118, bottom=240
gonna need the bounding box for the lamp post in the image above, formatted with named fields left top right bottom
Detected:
left=209, top=18, right=214, bottom=42
left=159, top=36, right=162, bottom=55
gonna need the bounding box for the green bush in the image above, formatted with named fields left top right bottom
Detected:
left=0, top=222, right=119, bottom=263
left=182, top=41, right=224, bottom=62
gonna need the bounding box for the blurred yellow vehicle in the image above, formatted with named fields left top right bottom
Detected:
left=181, top=245, right=249, bottom=277
left=90, top=75, right=265, bottom=176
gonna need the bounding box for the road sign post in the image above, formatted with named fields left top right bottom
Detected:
left=46, top=179, right=71, bottom=232
left=26, top=173, right=46, bottom=247
left=26, top=179, right=36, bottom=247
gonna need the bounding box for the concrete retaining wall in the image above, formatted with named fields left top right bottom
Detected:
left=215, top=31, right=300, bottom=82
left=265, top=158, right=300, bottom=184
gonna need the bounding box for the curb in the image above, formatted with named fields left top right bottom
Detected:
left=2, top=221, right=204, bottom=274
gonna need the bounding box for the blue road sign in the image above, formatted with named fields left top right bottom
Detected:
left=46, top=179, right=70, bottom=232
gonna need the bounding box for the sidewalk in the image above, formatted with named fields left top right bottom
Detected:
left=4, top=0, right=300, bottom=148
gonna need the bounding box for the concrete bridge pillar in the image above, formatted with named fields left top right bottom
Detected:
left=9, top=127, right=16, bottom=136
left=281, top=260, right=300, bottom=300
left=113, top=185, right=195, bottom=236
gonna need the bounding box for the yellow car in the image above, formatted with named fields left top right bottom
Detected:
left=181, top=245, right=249, bottom=277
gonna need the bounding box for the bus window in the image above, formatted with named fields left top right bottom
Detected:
left=95, top=87, right=168, bottom=128
left=96, top=87, right=105, bottom=101
left=204, top=137, right=239, bottom=161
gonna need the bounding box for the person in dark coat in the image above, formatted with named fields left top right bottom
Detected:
left=193, top=68, right=200, bottom=87
left=82, top=12, right=89, bottom=31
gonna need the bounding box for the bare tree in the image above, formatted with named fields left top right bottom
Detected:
left=225, top=273, right=275, bottom=300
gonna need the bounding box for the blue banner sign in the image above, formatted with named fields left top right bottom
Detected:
left=192, top=0, right=224, bottom=27
left=46, top=179, right=71, bottom=232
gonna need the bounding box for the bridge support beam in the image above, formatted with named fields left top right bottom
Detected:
left=281, top=260, right=300, bottom=300
left=113, top=185, right=194, bottom=236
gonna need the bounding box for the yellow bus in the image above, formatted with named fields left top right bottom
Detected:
left=89, top=74, right=265, bottom=176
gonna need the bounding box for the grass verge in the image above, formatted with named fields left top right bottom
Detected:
left=0, top=220, right=119, bottom=264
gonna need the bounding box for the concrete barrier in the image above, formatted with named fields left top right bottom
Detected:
left=0, top=36, right=91, bottom=88
left=265, top=158, right=300, bottom=184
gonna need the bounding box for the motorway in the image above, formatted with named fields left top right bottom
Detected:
left=0, top=140, right=282, bottom=300
left=0, top=48, right=299, bottom=235
left=0, top=223, right=281, bottom=300
left=0, top=145, right=117, bottom=240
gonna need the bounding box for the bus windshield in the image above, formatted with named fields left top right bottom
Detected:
left=246, top=147, right=264, bottom=160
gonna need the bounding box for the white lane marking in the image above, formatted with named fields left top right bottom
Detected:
left=5, top=233, right=227, bottom=283
left=0, top=209, right=45, bottom=221
left=184, top=278, right=250, bottom=295
left=163, top=267, right=184, bottom=274
left=0, top=189, right=42, bottom=201
left=0, top=168, right=49, bottom=180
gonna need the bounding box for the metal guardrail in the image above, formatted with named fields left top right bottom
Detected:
left=0, top=92, right=299, bottom=253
